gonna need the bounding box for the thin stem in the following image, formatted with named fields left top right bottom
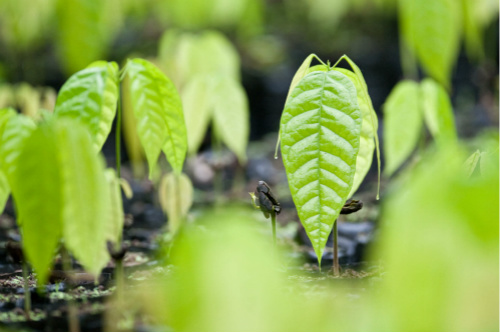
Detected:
left=115, top=258, right=124, bottom=304
left=332, top=219, right=340, bottom=277
left=115, top=90, right=122, bottom=179
left=22, top=260, right=31, bottom=320
left=61, top=247, right=80, bottom=332
left=211, top=129, right=223, bottom=204
left=271, top=212, right=277, bottom=247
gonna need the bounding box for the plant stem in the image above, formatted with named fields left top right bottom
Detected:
left=115, top=257, right=124, bottom=304
left=61, top=247, right=80, bottom=332
left=332, top=219, right=340, bottom=276
left=115, top=91, right=122, bottom=179
left=22, top=260, right=31, bottom=320
left=271, top=212, right=277, bottom=247
left=211, top=129, right=223, bottom=205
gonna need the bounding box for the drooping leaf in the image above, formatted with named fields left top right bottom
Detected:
left=383, top=80, right=422, bottom=176
left=158, top=172, right=193, bottom=235
left=126, top=58, right=187, bottom=176
left=0, top=114, right=37, bottom=189
left=212, top=77, right=249, bottom=164
left=121, top=74, right=146, bottom=178
left=104, top=169, right=124, bottom=245
left=57, top=120, right=110, bottom=276
left=54, top=61, right=119, bottom=151
left=280, top=70, right=362, bottom=264
left=463, top=150, right=481, bottom=178
left=420, top=78, right=457, bottom=145
left=461, top=0, right=485, bottom=61
left=13, top=123, right=63, bottom=285
left=334, top=68, right=378, bottom=198
left=399, top=0, right=461, bottom=88
left=182, top=76, right=213, bottom=154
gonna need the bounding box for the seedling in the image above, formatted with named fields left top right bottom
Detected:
left=250, top=181, right=281, bottom=246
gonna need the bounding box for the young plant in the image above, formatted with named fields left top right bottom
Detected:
left=277, top=54, right=379, bottom=274
left=250, top=181, right=281, bottom=246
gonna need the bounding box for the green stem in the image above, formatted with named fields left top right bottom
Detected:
left=61, top=247, right=80, bottom=332
left=115, top=258, right=124, bottom=304
left=332, top=219, right=340, bottom=276
left=271, top=212, right=277, bottom=247
left=22, top=260, right=31, bottom=320
left=115, top=90, right=122, bottom=179
left=211, top=129, right=223, bottom=205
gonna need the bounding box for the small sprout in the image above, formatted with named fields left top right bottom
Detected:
left=341, top=199, right=363, bottom=215
left=250, top=181, right=281, bottom=246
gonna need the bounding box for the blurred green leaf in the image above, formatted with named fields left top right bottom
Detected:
left=54, top=61, right=119, bottom=151
left=212, top=77, right=249, bottom=164
left=56, top=0, right=122, bottom=74
left=399, top=0, right=461, bottom=87
left=0, top=171, right=9, bottom=215
left=383, top=80, right=422, bottom=176
left=463, top=149, right=481, bottom=178
left=126, top=58, right=187, bottom=177
left=421, top=78, right=457, bottom=145
left=158, top=172, right=193, bottom=234
left=57, top=119, right=110, bottom=276
left=280, top=70, right=361, bottom=265
left=104, top=169, right=124, bottom=245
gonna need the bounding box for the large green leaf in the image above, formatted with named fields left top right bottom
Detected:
left=420, top=78, right=457, bottom=145
left=334, top=68, right=378, bottom=198
left=0, top=114, right=36, bottom=189
left=399, top=0, right=461, bottom=88
left=158, top=172, right=193, bottom=235
left=0, top=171, right=9, bottom=215
left=181, top=76, right=213, bottom=154
left=13, top=123, right=63, bottom=285
left=57, top=121, right=110, bottom=276
left=54, top=61, right=119, bottom=150
left=212, top=77, right=249, bottom=164
left=126, top=58, right=187, bottom=176
left=280, top=70, right=361, bottom=264
left=383, top=80, right=422, bottom=176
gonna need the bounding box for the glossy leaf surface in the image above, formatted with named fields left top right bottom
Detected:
left=54, top=61, right=119, bottom=150
left=212, top=77, right=249, bottom=164
left=334, top=68, right=378, bottom=198
left=158, top=172, right=193, bottom=234
left=126, top=58, right=187, bottom=176
left=420, top=78, right=457, bottom=145
left=383, top=80, right=422, bottom=176
left=280, top=70, right=361, bottom=262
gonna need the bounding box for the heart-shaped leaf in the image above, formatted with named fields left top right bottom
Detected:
left=383, top=80, right=422, bottom=176
left=280, top=70, right=361, bottom=264
left=54, top=61, right=119, bottom=151
left=126, top=58, right=187, bottom=176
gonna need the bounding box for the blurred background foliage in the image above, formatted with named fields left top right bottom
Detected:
left=0, top=0, right=498, bottom=330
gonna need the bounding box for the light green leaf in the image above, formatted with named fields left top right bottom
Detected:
left=54, top=61, right=119, bottom=151
left=275, top=54, right=322, bottom=158
left=399, top=0, right=461, bottom=87
left=0, top=108, right=16, bottom=134
left=182, top=76, right=213, bottom=154
left=126, top=58, right=187, bottom=176
left=280, top=70, right=362, bottom=264
left=13, top=123, right=63, bottom=285
left=462, top=0, right=484, bottom=61
left=463, top=149, right=481, bottom=178
left=158, top=172, right=193, bottom=235
left=104, top=169, right=124, bottom=245
left=212, top=77, right=249, bottom=164
left=334, top=68, right=377, bottom=198
left=56, top=120, right=110, bottom=277
left=0, top=171, right=9, bottom=215
left=0, top=114, right=37, bottom=189
left=420, top=78, right=457, bottom=145
left=383, top=80, right=422, bottom=176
